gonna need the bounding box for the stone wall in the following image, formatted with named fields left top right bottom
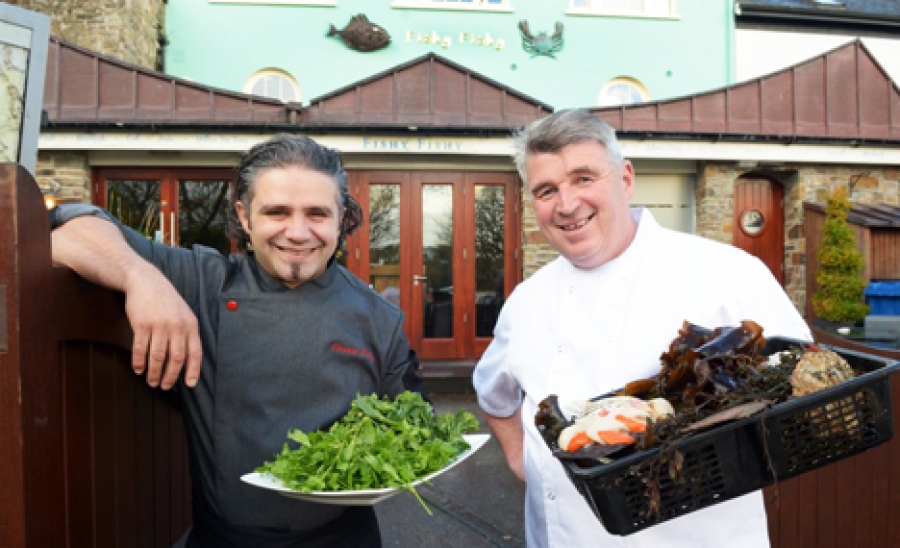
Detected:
left=521, top=196, right=553, bottom=279
left=8, top=0, right=164, bottom=205
left=695, top=162, right=900, bottom=313
left=10, top=0, right=165, bottom=70
left=519, top=161, right=900, bottom=318
left=33, top=151, right=91, bottom=205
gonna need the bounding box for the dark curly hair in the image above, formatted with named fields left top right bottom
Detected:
left=228, top=134, right=363, bottom=253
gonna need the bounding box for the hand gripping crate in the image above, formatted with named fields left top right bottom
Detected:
left=558, top=343, right=900, bottom=536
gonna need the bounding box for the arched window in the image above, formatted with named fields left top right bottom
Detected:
left=598, top=77, right=649, bottom=107
left=243, top=69, right=301, bottom=103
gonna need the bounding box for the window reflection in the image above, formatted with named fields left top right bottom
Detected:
left=369, top=185, right=401, bottom=305
left=423, top=185, right=453, bottom=338
left=107, top=180, right=161, bottom=239
left=178, top=180, right=232, bottom=255
left=475, top=185, right=505, bottom=337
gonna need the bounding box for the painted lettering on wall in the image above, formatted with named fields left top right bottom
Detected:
left=405, top=30, right=505, bottom=51
left=361, top=137, right=463, bottom=152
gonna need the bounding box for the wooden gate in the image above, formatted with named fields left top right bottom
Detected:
left=0, top=164, right=191, bottom=547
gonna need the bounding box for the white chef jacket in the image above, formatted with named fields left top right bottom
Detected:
left=473, top=208, right=811, bottom=548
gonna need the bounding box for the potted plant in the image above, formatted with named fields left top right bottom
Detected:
left=811, top=187, right=869, bottom=329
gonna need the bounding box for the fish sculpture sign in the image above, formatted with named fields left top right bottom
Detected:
left=328, top=14, right=391, bottom=52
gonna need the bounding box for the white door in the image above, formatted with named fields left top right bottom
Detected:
left=631, top=174, right=695, bottom=233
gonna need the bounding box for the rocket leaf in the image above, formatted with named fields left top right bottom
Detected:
left=255, top=391, right=479, bottom=513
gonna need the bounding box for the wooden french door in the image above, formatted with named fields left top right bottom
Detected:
left=733, top=176, right=784, bottom=285
left=93, top=168, right=237, bottom=255
left=345, top=171, right=521, bottom=362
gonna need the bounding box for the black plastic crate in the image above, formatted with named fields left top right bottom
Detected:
left=755, top=345, right=898, bottom=482
left=563, top=415, right=768, bottom=536
left=557, top=343, right=899, bottom=536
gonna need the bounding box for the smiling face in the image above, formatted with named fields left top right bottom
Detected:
left=235, top=166, right=341, bottom=288
left=525, top=140, right=638, bottom=269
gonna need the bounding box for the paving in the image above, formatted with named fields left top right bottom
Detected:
left=376, top=390, right=527, bottom=547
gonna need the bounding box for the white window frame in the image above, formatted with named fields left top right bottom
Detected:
left=598, top=77, right=650, bottom=107
left=243, top=69, right=302, bottom=104
left=391, top=0, right=513, bottom=13
left=209, top=0, right=337, bottom=5
left=567, top=0, right=678, bottom=19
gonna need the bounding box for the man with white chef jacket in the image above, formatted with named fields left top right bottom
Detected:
left=473, top=109, right=811, bottom=547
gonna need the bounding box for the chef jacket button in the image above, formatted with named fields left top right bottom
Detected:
left=547, top=492, right=556, bottom=500
left=227, top=300, right=238, bottom=311
left=557, top=346, right=562, bottom=353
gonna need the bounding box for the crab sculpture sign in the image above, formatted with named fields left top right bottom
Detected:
left=518, top=20, right=564, bottom=58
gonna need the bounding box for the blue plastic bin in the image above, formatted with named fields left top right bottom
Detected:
left=864, top=281, right=900, bottom=315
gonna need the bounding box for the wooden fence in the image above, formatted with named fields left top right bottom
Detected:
left=764, top=327, right=900, bottom=547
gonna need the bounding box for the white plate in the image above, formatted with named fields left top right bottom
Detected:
left=241, top=433, right=490, bottom=505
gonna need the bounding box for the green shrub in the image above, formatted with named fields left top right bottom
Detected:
left=811, top=187, right=869, bottom=323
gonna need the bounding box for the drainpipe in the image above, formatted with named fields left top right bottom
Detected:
left=157, top=25, right=169, bottom=72
left=727, top=2, right=737, bottom=84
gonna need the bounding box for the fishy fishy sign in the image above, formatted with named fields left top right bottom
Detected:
left=405, top=30, right=505, bottom=51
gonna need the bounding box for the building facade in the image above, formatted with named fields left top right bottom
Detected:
left=13, top=0, right=900, bottom=375
left=164, top=0, right=735, bottom=109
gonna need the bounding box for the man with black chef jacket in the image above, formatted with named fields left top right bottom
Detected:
left=51, top=134, right=425, bottom=547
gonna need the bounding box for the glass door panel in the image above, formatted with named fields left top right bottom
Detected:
left=177, top=180, right=233, bottom=255
left=97, top=169, right=237, bottom=252
left=421, top=185, right=454, bottom=339
left=107, top=180, right=162, bottom=241
left=474, top=185, right=505, bottom=337
left=368, top=184, right=401, bottom=307
left=345, top=170, right=519, bottom=364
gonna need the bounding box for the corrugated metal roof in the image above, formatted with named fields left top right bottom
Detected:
left=804, top=201, right=900, bottom=227
left=42, top=39, right=550, bottom=132
left=43, top=37, right=294, bottom=127
left=591, top=40, right=900, bottom=143
left=301, top=53, right=552, bottom=130
left=43, top=34, right=900, bottom=143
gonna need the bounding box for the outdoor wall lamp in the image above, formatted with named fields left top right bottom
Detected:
left=42, top=179, right=61, bottom=210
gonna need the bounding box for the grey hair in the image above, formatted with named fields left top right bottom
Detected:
left=229, top=134, right=362, bottom=251
left=512, top=109, right=625, bottom=185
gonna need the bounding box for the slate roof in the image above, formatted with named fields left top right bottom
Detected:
left=737, top=0, right=900, bottom=26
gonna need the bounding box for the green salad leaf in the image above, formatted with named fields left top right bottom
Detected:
left=255, top=391, right=480, bottom=513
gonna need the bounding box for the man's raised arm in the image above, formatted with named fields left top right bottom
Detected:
left=52, top=215, right=202, bottom=389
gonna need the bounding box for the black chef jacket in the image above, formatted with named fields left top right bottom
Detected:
left=52, top=204, right=426, bottom=547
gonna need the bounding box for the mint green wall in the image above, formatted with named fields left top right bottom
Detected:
left=165, top=0, right=734, bottom=109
